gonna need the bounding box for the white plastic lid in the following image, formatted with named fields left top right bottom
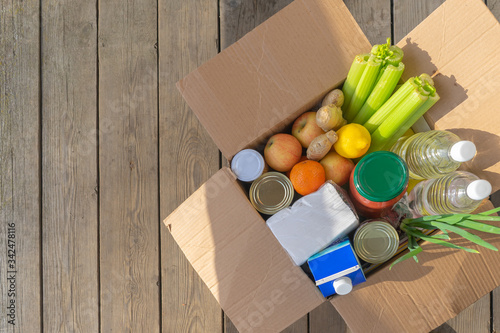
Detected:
left=466, top=179, right=492, bottom=201
left=450, top=141, right=476, bottom=162
left=231, top=149, right=265, bottom=182
left=333, top=276, right=353, bottom=296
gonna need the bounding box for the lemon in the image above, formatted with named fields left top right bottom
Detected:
left=333, top=123, right=371, bottom=159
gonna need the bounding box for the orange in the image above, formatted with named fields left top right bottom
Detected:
left=286, top=156, right=308, bottom=178
left=289, top=160, right=326, bottom=196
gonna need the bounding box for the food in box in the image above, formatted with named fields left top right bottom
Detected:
left=165, top=0, right=500, bottom=332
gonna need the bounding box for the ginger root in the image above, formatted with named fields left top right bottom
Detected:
left=321, top=89, right=344, bottom=107
left=316, top=104, right=347, bottom=132
left=307, top=130, right=338, bottom=161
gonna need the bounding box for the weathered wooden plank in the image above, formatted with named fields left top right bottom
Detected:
left=309, top=302, right=348, bottom=333
left=0, top=0, right=41, bottom=331
left=220, top=0, right=293, bottom=50
left=344, top=0, right=392, bottom=45
left=98, top=0, right=159, bottom=331
left=393, top=0, right=445, bottom=43
left=40, top=0, right=99, bottom=331
left=431, top=294, right=490, bottom=333
left=490, top=0, right=500, bottom=20
left=159, top=0, right=222, bottom=331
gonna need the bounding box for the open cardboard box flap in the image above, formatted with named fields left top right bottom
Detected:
left=176, top=0, right=371, bottom=160
left=164, top=167, right=324, bottom=332
left=166, top=0, right=500, bottom=332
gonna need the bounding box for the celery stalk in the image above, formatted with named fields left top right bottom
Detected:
left=343, top=56, right=382, bottom=122
left=382, top=92, right=440, bottom=151
left=367, top=89, right=428, bottom=154
left=342, top=53, right=371, bottom=113
left=362, top=78, right=415, bottom=133
left=352, top=62, right=405, bottom=125
left=371, top=38, right=404, bottom=67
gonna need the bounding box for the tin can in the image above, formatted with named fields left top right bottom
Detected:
left=249, top=172, right=294, bottom=215
left=353, top=220, right=399, bottom=264
left=349, top=151, right=409, bottom=218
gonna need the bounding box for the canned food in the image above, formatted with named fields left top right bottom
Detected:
left=249, top=172, right=294, bottom=215
left=353, top=220, right=399, bottom=264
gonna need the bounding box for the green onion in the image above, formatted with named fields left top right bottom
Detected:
left=352, top=62, right=405, bottom=125
left=342, top=53, right=370, bottom=113
left=362, top=78, right=414, bottom=133
left=366, top=87, right=428, bottom=154
left=478, top=206, right=500, bottom=216
left=405, top=228, right=479, bottom=253
left=393, top=209, right=500, bottom=269
left=343, top=56, right=382, bottom=122
left=455, top=220, right=500, bottom=234
left=390, top=247, right=422, bottom=270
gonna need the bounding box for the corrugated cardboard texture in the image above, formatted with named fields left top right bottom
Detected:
left=176, top=0, right=371, bottom=160
left=164, top=168, right=324, bottom=333
left=396, top=0, right=500, bottom=192
left=331, top=202, right=500, bottom=333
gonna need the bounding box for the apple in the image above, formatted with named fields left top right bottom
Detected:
left=319, top=151, right=355, bottom=186
left=264, top=134, right=302, bottom=172
left=292, top=111, right=325, bottom=148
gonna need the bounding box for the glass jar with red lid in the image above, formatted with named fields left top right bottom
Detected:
left=349, top=151, right=409, bottom=218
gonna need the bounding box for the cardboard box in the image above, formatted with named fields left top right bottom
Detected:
left=164, top=0, right=500, bottom=332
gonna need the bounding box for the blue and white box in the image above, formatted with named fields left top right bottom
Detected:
left=307, top=238, right=366, bottom=297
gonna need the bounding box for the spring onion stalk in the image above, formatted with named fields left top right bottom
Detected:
left=342, top=53, right=371, bottom=113
left=352, top=62, right=405, bottom=125
left=343, top=56, right=382, bottom=122
left=381, top=91, right=440, bottom=151
left=366, top=88, right=428, bottom=154
left=362, top=78, right=415, bottom=133
left=390, top=207, right=500, bottom=269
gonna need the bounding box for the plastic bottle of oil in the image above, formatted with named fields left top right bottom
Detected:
left=390, top=130, right=476, bottom=179
left=408, top=171, right=492, bottom=216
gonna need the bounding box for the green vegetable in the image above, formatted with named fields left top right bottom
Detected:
left=342, top=53, right=370, bottom=112
left=362, top=78, right=414, bottom=133
left=343, top=56, right=382, bottom=122
left=391, top=207, right=500, bottom=269
left=366, top=86, right=428, bottom=154
left=371, top=38, right=404, bottom=68
left=352, top=62, right=405, bottom=125
left=342, top=38, right=404, bottom=123
left=378, top=90, right=440, bottom=151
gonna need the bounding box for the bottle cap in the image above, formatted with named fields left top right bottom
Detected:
left=333, top=276, right=353, bottom=295
left=450, top=141, right=476, bottom=162
left=231, top=149, right=265, bottom=182
left=466, top=179, right=492, bottom=201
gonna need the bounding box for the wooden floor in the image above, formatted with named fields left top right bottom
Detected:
left=1, top=0, right=499, bottom=332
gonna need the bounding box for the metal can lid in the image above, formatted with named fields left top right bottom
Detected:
left=353, top=221, right=399, bottom=264
left=249, top=172, right=294, bottom=215
left=353, top=151, right=408, bottom=202
left=231, top=149, right=265, bottom=182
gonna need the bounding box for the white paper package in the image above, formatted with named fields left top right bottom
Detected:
left=266, top=181, right=359, bottom=265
